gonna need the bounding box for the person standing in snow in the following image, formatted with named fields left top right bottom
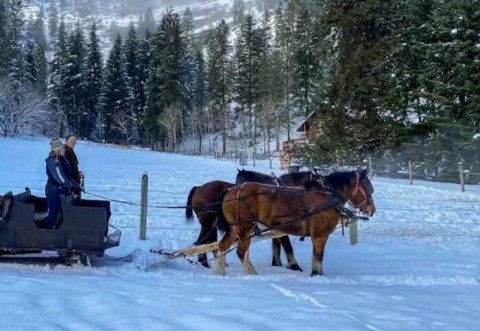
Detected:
left=64, top=134, right=83, bottom=185
left=45, top=138, right=81, bottom=229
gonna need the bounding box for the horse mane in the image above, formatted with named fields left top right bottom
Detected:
left=280, top=171, right=311, bottom=181
left=302, top=179, right=323, bottom=191
left=324, top=171, right=356, bottom=190
left=236, top=169, right=275, bottom=184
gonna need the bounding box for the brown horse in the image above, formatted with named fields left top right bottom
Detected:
left=185, top=180, right=235, bottom=267
left=236, top=169, right=309, bottom=271
left=215, top=169, right=376, bottom=276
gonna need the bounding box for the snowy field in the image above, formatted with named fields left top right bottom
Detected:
left=0, top=137, right=479, bottom=331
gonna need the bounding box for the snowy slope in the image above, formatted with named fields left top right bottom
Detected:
left=0, top=137, right=479, bottom=331
left=27, top=0, right=239, bottom=56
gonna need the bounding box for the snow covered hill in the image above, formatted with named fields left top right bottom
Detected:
left=0, top=137, right=479, bottom=330
left=27, top=0, right=244, bottom=56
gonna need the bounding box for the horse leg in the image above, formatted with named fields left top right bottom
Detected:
left=310, top=234, right=329, bottom=276
left=279, top=236, right=302, bottom=271
left=214, top=228, right=237, bottom=276
left=195, top=216, right=216, bottom=268
left=237, top=230, right=257, bottom=275
left=271, top=238, right=282, bottom=267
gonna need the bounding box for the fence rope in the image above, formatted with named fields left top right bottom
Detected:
left=114, top=224, right=480, bottom=239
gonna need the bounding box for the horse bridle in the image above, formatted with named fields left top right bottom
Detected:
left=351, top=172, right=370, bottom=210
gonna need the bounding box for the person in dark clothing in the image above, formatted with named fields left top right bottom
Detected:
left=64, top=134, right=82, bottom=184
left=45, top=138, right=81, bottom=229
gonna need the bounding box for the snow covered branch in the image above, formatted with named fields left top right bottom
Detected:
left=0, top=78, right=47, bottom=137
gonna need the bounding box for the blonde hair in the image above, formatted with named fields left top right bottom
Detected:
left=52, top=146, right=64, bottom=158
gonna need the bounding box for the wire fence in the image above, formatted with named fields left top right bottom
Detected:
left=2, top=179, right=480, bottom=240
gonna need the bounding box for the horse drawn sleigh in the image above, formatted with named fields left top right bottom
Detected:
left=0, top=168, right=375, bottom=274
left=0, top=188, right=121, bottom=264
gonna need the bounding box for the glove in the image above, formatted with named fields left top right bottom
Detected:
left=61, top=183, right=72, bottom=194
left=72, top=185, right=82, bottom=195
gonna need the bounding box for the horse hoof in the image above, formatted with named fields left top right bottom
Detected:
left=271, top=259, right=283, bottom=267
left=214, top=270, right=226, bottom=276
left=201, top=262, right=211, bottom=268
left=310, top=270, right=323, bottom=277
left=287, top=264, right=303, bottom=272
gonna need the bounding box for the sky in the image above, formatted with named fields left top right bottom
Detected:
left=0, top=136, right=479, bottom=331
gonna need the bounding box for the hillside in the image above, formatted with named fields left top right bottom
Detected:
left=26, top=0, right=272, bottom=54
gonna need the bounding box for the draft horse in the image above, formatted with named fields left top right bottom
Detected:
left=236, top=169, right=320, bottom=271
left=185, top=180, right=235, bottom=267
left=215, top=169, right=376, bottom=276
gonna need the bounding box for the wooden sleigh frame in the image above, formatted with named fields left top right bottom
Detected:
left=150, top=211, right=363, bottom=264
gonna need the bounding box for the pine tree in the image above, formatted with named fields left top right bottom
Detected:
left=274, top=3, right=296, bottom=140
left=100, top=34, right=134, bottom=144
left=257, top=9, right=279, bottom=154
left=145, top=10, right=184, bottom=150
left=307, top=0, right=404, bottom=164
left=0, top=0, right=9, bottom=76
left=293, top=5, right=317, bottom=116
left=191, top=48, right=208, bottom=154
left=181, top=7, right=196, bottom=139
left=5, top=0, right=27, bottom=92
left=24, top=24, right=38, bottom=86
left=136, top=29, right=153, bottom=145
left=124, top=22, right=141, bottom=143
left=233, top=0, right=246, bottom=27
left=84, top=22, right=103, bottom=140
left=31, top=9, right=47, bottom=96
left=234, top=12, right=263, bottom=148
left=138, top=7, right=156, bottom=37
left=47, top=1, right=58, bottom=50
left=47, top=18, right=68, bottom=137
left=60, top=21, right=87, bottom=136
left=207, top=19, right=232, bottom=155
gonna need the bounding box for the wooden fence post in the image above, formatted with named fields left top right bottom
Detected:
left=408, top=161, right=413, bottom=185
left=459, top=162, right=465, bottom=192
left=139, top=173, right=148, bottom=240
left=349, top=221, right=358, bottom=246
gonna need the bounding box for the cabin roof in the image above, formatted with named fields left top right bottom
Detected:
left=296, top=110, right=318, bottom=133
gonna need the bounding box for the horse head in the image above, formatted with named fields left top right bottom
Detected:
left=325, top=169, right=376, bottom=216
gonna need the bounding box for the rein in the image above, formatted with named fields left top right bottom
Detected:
left=227, top=193, right=345, bottom=231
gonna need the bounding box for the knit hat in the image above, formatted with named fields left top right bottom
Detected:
left=50, top=138, right=64, bottom=151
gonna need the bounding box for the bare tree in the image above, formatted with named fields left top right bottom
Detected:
left=112, top=110, right=137, bottom=144
left=158, top=104, right=182, bottom=152
left=0, top=78, right=47, bottom=137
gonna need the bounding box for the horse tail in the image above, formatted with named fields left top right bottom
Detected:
left=185, top=186, right=198, bottom=223
left=216, top=189, right=231, bottom=236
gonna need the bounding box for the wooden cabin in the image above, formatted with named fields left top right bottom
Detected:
left=280, top=111, right=320, bottom=169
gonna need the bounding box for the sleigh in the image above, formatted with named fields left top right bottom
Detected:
left=0, top=188, right=121, bottom=262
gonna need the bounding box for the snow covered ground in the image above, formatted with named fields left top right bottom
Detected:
left=0, top=136, right=479, bottom=331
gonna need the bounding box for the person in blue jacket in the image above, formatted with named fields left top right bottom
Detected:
left=45, top=138, right=81, bottom=229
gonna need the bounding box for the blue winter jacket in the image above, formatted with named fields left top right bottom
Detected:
left=45, top=152, right=78, bottom=193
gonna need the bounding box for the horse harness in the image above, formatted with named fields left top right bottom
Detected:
left=229, top=181, right=345, bottom=235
